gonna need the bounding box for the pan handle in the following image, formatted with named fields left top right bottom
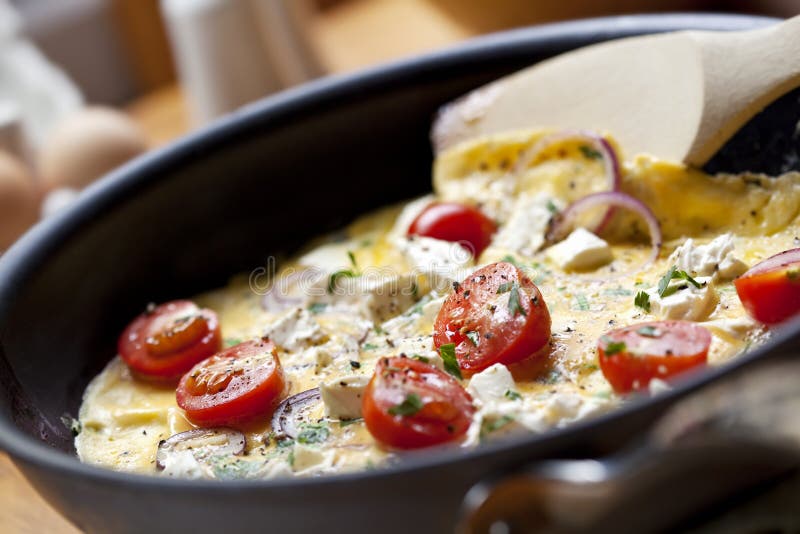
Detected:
left=459, top=357, right=800, bottom=533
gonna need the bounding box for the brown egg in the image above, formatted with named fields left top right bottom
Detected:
left=38, top=107, right=148, bottom=191
left=0, top=151, right=40, bottom=250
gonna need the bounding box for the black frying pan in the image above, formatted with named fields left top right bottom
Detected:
left=0, top=13, right=795, bottom=534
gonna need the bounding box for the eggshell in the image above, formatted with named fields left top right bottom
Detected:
left=38, top=107, right=148, bottom=191
left=0, top=151, right=39, bottom=250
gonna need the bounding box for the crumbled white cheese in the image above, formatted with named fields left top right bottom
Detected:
left=646, top=276, right=718, bottom=321
left=703, top=316, right=759, bottom=341
left=493, top=192, right=553, bottom=256
left=358, top=274, right=419, bottom=323
left=467, top=363, right=517, bottom=407
left=298, top=242, right=354, bottom=272
left=668, top=233, right=748, bottom=280
left=263, top=307, right=326, bottom=351
left=649, top=378, right=672, bottom=396
left=545, top=227, right=613, bottom=271
left=320, top=375, right=370, bottom=420
left=395, top=235, right=473, bottom=292
left=159, top=450, right=205, bottom=479
left=292, top=443, right=335, bottom=475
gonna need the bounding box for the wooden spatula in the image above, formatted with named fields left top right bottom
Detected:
left=433, top=16, right=800, bottom=169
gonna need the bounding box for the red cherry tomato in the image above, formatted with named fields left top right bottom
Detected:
left=734, top=248, right=800, bottom=325
left=176, top=339, right=285, bottom=427
left=118, top=300, right=221, bottom=381
left=433, top=262, right=551, bottom=375
left=362, top=356, right=475, bottom=450
left=597, top=321, right=711, bottom=394
left=408, top=202, right=496, bottom=257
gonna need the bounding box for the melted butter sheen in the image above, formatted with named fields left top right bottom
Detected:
left=77, top=129, right=795, bottom=479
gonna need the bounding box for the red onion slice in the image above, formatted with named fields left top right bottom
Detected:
left=548, top=191, right=662, bottom=266
left=261, top=271, right=304, bottom=312
left=156, top=428, right=245, bottom=470
left=271, top=388, right=321, bottom=439
left=514, top=130, right=622, bottom=232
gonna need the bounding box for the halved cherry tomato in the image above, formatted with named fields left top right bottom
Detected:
left=408, top=202, right=496, bottom=257
left=433, top=262, right=551, bottom=375
left=597, top=320, right=711, bottom=394
left=176, top=339, right=285, bottom=426
left=734, top=248, right=800, bottom=325
left=362, top=356, right=475, bottom=450
left=118, top=300, right=221, bottom=380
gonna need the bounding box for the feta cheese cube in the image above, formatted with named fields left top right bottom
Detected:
left=645, top=276, right=718, bottom=321
left=668, top=233, right=748, bottom=280
left=546, top=228, right=613, bottom=271
left=467, top=363, right=517, bottom=407
left=291, top=443, right=334, bottom=474
left=395, top=235, right=474, bottom=292
left=320, top=375, right=370, bottom=420
left=493, top=193, right=553, bottom=255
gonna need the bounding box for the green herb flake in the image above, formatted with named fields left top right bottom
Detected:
left=388, top=393, right=424, bottom=416
left=480, top=415, right=514, bottom=438
left=224, top=337, right=243, bottom=348
left=347, top=250, right=358, bottom=269
left=504, top=390, right=522, bottom=401
left=327, top=269, right=357, bottom=293
left=297, top=423, right=330, bottom=445
left=439, top=343, right=463, bottom=380
left=276, top=437, right=295, bottom=449
left=466, top=330, right=480, bottom=346
left=603, top=287, right=633, bottom=297
left=636, top=326, right=661, bottom=338
left=657, top=265, right=703, bottom=298
left=507, top=282, right=527, bottom=317
left=60, top=414, right=81, bottom=437
left=545, top=199, right=559, bottom=215
left=573, top=293, right=590, bottom=311
left=634, top=290, right=651, bottom=312
left=362, top=343, right=379, bottom=351
left=579, top=145, right=603, bottom=160
left=339, top=418, right=363, bottom=428
left=601, top=336, right=627, bottom=356
left=308, top=302, right=327, bottom=315
left=411, top=354, right=430, bottom=363
left=496, top=282, right=512, bottom=294
left=787, top=269, right=800, bottom=281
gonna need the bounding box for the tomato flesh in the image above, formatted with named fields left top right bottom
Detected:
left=433, top=262, right=551, bottom=375
left=408, top=202, right=496, bottom=257
left=362, top=356, right=475, bottom=450
left=118, top=300, right=221, bottom=380
left=734, top=248, right=800, bottom=324
left=177, top=339, right=285, bottom=426
left=597, top=320, right=711, bottom=394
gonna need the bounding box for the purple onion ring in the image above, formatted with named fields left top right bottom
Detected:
left=271, top=388, right=321, bottom=439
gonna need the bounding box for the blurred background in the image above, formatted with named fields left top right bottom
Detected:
left=0, top=0, right=799, bottom=256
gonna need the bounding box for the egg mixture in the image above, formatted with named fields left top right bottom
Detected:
left=75, top=129, right=800, bottom=480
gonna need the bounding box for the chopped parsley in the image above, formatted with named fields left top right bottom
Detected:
left=504, top=390, right=522, bottom=401
left=466, top=330, right=480, bottom=346
left=579, top=144, right=603, bottom=160
left=308, top=302, right=327, bottom=315
left=496, top=282, right=512, bottom=294
left=788, top=269, right=800, bottom=281
left=573, top=293, right=590, bottom=311
left=297, top=423, right=329, bottom=445
left=603, top=287, right=633, bottom=297
left=657, top=265, right=703, bottom=298
left=601, top=336, right=627, bottom=356
left=327, top=269, right=357, bottom=293
left=223, top=337, right=243, bottom=348
left=439, top=343, right=463, bottom=379
left=636, top=325, right=661, bottom=338
left=60, top=414, right=81, bottom=437
left=411, top=354, right=430, bottom=364
left=507, top=282, right=527, bottom=317
left=347, top=250, right=358, bottom=269
left=480, top=415, right=514, bottom=439
left=388, top=393, right=424, bottom=416
left=362, top=343, right=379, bottom=350
left=634, top=290, right=651, bottom=312
left=546, top=199, right=559, bottom=215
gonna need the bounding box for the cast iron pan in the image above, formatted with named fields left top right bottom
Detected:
left=0, top=13, right=794, bottom=534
